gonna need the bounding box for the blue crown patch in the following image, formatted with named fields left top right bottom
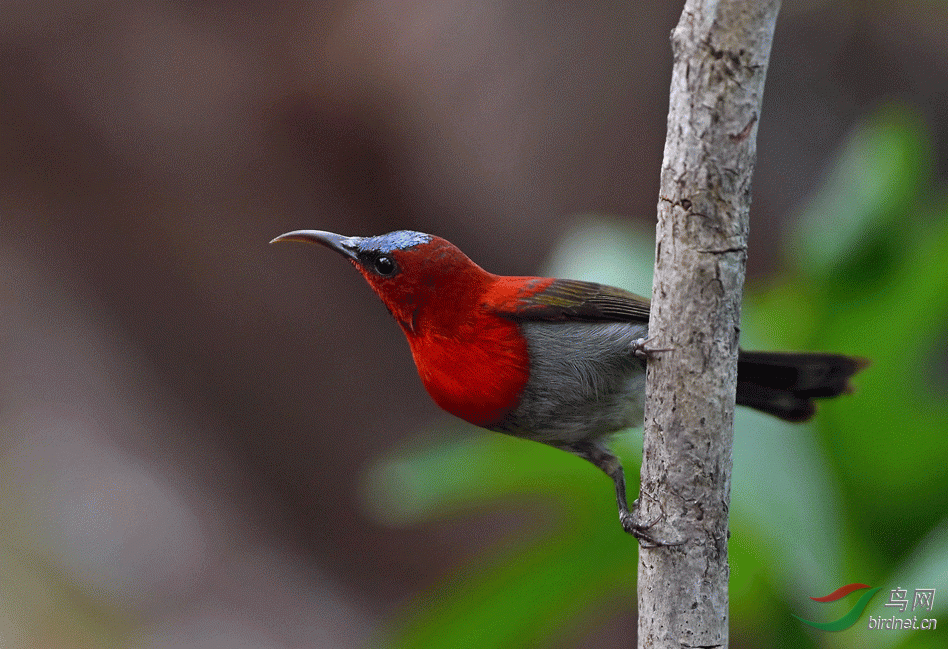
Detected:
left=356, top=231, right=432, bottom=253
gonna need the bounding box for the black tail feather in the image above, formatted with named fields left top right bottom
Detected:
left=736, top=351, right=869, bottom=422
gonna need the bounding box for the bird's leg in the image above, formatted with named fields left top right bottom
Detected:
left=631, top=337, right=674, bottom=361
left=565, top=441, right=674, bottom=547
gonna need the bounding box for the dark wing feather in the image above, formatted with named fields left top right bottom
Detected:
left=494, top=278, right=651, bottom=323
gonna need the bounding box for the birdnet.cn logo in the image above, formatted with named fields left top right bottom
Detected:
left=793, top=583, right=937, bottom=632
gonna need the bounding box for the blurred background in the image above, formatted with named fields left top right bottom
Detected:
left=2, top=1, right=947, bottom=647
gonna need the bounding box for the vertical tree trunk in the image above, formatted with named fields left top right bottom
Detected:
left=637, top=2, right=781, bottom=648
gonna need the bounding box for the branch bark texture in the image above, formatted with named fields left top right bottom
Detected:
left=637, top=2, right=780, bottom=648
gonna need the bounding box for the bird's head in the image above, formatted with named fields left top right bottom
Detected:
left=271, top=229, right=493, bottom=334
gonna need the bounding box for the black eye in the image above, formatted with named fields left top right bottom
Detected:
left=373, top=255, right=396, bottom=276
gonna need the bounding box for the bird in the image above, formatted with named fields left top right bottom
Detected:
left=271, top=229, right=867, bottom=537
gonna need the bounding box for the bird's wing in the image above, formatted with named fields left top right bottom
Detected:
left=488, top=277, right=651, bottom=323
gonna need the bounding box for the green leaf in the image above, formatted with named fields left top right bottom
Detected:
left=791, top=105, right=930, bottom=278
left=363, top=431, right=640, bottom=649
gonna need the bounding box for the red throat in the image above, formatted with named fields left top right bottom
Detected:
left=400, top=276, right=563, bottom=427
left=350, top=238, right=555, bottom=428
left=404, top=305, right=529, bottom=427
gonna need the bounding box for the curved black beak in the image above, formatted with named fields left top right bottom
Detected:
left=270, top=230, right=360, bottom=261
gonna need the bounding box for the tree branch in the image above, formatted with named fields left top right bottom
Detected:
left=637, top=2, right=780, bottom=648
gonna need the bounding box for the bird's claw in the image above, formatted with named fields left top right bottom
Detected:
left=621, top=508, right=685, bottom=548
left=631, top=337, right=673, bottom=361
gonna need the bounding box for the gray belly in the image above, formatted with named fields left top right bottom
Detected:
left=492, top=321, right=648, bottom=445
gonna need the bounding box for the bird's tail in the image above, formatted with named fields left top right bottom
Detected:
left=736, top=351, right=869, bottom=422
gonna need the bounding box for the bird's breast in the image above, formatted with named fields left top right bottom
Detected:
left=405, top=315, right=530, bottom=428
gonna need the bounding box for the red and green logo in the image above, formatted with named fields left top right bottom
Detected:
left=793, top=583, right=883, bottom=631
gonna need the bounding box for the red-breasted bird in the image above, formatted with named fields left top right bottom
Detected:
left=271, top=229, right=867, bottom=537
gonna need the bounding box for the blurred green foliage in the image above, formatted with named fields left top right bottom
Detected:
left=362, top=105, right=948, bottom=648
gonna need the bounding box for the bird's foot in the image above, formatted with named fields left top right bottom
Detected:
left=621, top=503, right=685, bottom=548
left=631, top=337, right=673, bottom=361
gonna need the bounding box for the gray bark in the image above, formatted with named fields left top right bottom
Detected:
left=637, top=2, right=781, bottom=648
